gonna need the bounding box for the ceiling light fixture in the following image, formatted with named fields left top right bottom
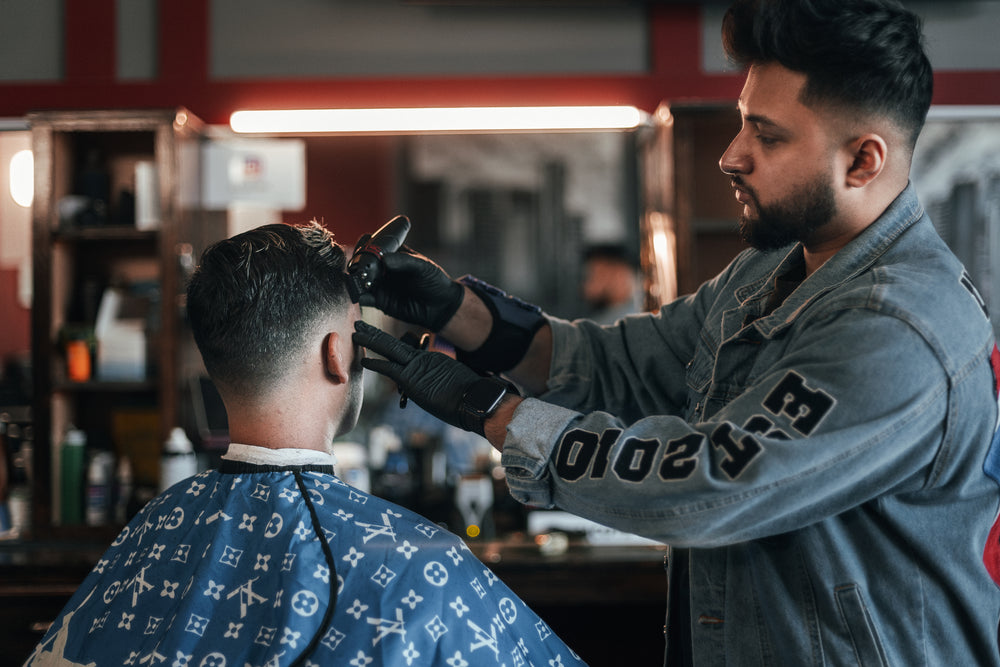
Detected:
left=230, top=106, right=647, bottom=135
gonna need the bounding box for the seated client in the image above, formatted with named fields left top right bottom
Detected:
left=25, top=221, right=587, bottom=667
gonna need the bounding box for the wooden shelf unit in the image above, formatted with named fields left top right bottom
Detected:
left=28, top=108, right=225, bottom=538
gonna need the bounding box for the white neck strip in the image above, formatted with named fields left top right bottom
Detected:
left=222, top=443, right=337, bottom=468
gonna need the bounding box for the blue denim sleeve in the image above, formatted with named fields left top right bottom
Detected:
left=501, top=305, right=961, bottom=547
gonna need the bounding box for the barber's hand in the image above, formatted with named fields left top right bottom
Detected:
left=353, top=321, right=504, bottom=436
left=353, top=239, right=464, bottom=332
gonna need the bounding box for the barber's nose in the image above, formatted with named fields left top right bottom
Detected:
left=719, top=133, right=750, bottom=176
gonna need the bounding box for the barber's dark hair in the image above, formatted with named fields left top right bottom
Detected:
left=186, top=221, right=350, bottom=394
left=722, top=0, right=933, bottom=149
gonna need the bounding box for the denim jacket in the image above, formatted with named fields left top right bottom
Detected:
left=501, top=184, right=1000, bottom=665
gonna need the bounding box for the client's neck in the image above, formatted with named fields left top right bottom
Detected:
left=225, top=402, right=340, bottom=453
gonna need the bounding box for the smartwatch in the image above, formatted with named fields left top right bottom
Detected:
left=460, top=377, right=516, bottom=435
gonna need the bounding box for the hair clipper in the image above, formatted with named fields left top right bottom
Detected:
left=346, top=215, right=411, bottom=302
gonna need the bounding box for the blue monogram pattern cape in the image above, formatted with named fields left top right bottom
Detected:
left=25, top=452, right=587, bottom=667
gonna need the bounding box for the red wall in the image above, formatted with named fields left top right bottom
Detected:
left=2, top=2, right=998, bottom=123
left=0, top=3, right=739, bottom=122
left=2, top=0, right=1000, bottom=365
left=0, top=268, right=29, bottom=361
left=282, top=135, right=398, bottom=247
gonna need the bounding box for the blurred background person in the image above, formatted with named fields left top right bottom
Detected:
left=580, top=244, right=644, bottom=324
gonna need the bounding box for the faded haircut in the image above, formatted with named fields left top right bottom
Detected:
left=186, top=221, right=350, bottom=395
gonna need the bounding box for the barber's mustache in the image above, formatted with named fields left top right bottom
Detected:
left=731, top=176, right=757, bottom=201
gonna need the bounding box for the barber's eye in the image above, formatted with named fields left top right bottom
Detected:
left=756, top=135, right=778, bottom=146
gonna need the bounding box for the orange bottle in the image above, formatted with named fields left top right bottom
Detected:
left=66, top=340, right=91, bottom=382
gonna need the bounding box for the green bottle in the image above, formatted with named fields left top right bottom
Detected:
left=60, top=428, right=86, bottom=525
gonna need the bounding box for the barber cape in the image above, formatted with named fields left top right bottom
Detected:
left=25, top=445, right=587, bottom=667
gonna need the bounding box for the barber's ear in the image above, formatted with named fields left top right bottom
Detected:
left=845, top=134, right=887, bottom=188
left=324, top=332, right=348, bottom=384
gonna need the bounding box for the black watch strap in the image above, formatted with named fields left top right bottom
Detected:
left=459, top=377, right=518, bottom=435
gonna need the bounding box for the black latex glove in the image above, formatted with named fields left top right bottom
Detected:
left=352, top=239, right=464, bottom=332
left=354, top=320, right=507, bottom=436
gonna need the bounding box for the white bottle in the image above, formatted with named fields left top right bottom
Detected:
left=85, top=451, right=115, bottom=526
left=159, top=427, right=198, bottom=492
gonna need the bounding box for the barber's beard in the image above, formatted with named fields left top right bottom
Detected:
left=735, top=174, right=837, bottom=251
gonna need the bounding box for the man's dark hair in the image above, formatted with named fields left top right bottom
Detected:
left=186, top=221, right=350, bottom=394
left=722, top=0, right=933, bottom=149
left=584, top=243, right=638, bottom=270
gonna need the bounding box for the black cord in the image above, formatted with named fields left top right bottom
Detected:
left=289, top=471, right=339, bottom=667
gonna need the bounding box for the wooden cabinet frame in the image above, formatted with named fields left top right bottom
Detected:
left=28, top=109, right=223, bottom=537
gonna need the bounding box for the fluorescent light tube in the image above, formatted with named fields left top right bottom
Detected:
left=230, top=106, right=647, bottom=134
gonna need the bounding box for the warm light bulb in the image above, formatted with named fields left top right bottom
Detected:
left=9, top=149, right=33, bottom=208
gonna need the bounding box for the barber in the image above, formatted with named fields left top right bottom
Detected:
left=353, top=0, right=1000, bottom=664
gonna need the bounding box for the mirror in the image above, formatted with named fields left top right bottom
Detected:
left=247, top=129, right=649, bottom=322
left=911, top=107, right=1000, bottom=336
left=0, top=126, right=32, bottom=405
left=398, top=131, right=641, bottom=321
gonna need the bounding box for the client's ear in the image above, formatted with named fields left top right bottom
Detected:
left=324, top=332, right=348, bottom=384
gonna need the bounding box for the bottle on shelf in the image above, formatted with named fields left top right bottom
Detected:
left=0, top=418, right=33, bottom=539
left=159, top=427, right=198, bottom=492
left=6, top=423, right=33, bottom=539
left=60, top=427, right=87, bottom=525
left=85, top=451, right=115, bottom=526
left=0, top=416, right=10, bottom=536
left=114, top=456, right=133, bottom=524
left=76, top=148, right=110, bottom=226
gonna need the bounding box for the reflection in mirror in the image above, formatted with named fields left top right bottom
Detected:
left=911, top=107, right=1000, bottom=336
left=399, top=131, right=640, bottom=321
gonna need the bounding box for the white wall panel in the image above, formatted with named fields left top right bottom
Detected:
left=0, top=0, right=62, bottom=81
left=117, top=0, right=158, bottom=80
left=210, top=0, right=647, bottom=78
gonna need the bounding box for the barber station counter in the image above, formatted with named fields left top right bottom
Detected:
left=0, top=537, right=668, bottom=666
left=0, top=540, right=108, bottom=666
left=470, top=538, right=669, bottom=665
